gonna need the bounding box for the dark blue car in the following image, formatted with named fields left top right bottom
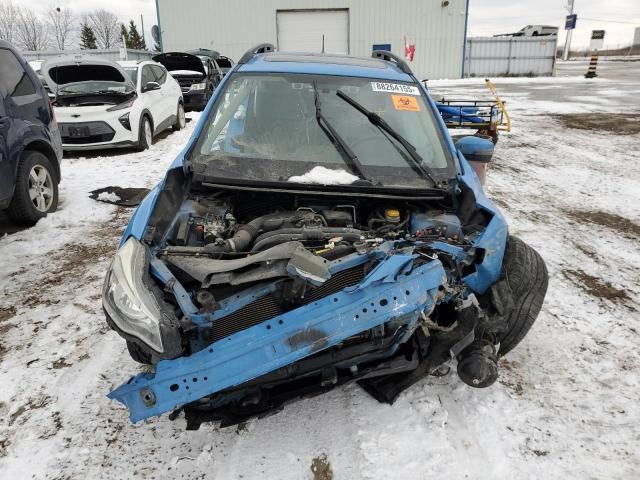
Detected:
left=103, top=45, right=548, bottom=428
left=0, top=40, right=62, bottom=225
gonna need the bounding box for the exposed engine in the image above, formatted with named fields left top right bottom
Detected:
left=158, top=190, right=474, bottom=347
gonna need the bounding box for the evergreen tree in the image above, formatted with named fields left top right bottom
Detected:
left=79, top=23, right=98, bottom=49
left=120, top=23, right=129, bottom=47
left=127, top=20, right=146, bottom=50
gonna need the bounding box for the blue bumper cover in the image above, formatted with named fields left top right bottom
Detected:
left=109, top=254, right=447, bottom=422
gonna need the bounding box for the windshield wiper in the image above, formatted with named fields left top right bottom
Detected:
left=313, top=83, right=374, bottom=185
left=336, top=90, right=440, bottom=187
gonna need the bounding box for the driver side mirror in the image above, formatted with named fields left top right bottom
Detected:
left=456, top=136, right=495, bottom=186
left=142, top=81, right=161, bottom=93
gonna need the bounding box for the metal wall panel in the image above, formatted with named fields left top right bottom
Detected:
left=156, top=0, right=468, bottom=79
left=464, top=37, right=557, bottom=77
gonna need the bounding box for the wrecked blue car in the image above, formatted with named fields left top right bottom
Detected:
left=103, top=45, right=548, bottom=429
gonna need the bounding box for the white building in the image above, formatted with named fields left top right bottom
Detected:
left=155, top=0, right=470, bottom=79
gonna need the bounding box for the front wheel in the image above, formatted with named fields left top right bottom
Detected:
left=172, top=102, right=186, bottom=131
left=497, top=236, right=548, bottom=355
left=7, top=151, right=59, bottom=225
left=137, top=115, right=153, bottom=151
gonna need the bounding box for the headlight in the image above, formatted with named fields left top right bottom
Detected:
left=103, top=238, right=164, bottom=352
left=106, top=96, right=136, bottom=112
left=189, top=82, right=206, bottom=92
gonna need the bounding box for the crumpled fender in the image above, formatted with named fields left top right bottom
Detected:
left=456, top=152, right=508, bottom=294
left=109, top=255, right=447, bottom=422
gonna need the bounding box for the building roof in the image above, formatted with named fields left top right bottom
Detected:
left=237, top=52, right=414, bottom=82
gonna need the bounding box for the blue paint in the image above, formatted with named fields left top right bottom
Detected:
left=109, top=257, right=446, bottom=422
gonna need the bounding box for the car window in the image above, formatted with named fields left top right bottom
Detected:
left=150, top=65, right=167, bottom=85
left=0, top=48, right=36, bottom=97
left=124, top=67, right=138, bottom=85
left=141, top=65, right=155, bottom=86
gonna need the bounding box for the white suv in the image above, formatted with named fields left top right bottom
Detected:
left=43, top=56, right=185, bottom=151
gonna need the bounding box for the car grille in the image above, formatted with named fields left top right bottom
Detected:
left=177, top=77, right=198, bottom=93
left=59, top=121, right=115, bottom=144
left=210, top=264, right=367, bottom=342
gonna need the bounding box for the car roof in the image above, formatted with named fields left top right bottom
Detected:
left=237, top=52, right=414, bottom=82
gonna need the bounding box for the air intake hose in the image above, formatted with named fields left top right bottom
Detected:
left=202, top=211, right=308, bottom=255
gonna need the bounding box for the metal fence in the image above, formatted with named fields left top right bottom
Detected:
left=21, top=48, right=154, bottom=62
left=464, top=37, right=558, bottom=77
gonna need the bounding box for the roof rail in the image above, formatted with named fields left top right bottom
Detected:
left=238, top=43, right=275, bottom=64
left=371, top=50, right=413, bottom=75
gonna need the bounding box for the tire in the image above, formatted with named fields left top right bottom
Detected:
left=137, top=115, right=153, bottom=151
left=7, top=150, right=59, bottom=225
left=498, top=236, right=548, bottom=356
left=126, top=340, right=152, bottom=364
left=172, top=102, right=186, bottom=131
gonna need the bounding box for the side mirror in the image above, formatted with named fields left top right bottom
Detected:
left=142, top=81, right=161, bottom=93
left=456, top=136, right=495, bottom=186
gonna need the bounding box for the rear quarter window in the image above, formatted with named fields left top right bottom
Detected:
left=0, top=48, right=36, bottom=97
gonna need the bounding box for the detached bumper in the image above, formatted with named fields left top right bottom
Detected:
left=109, top=254, right=447, bottom=422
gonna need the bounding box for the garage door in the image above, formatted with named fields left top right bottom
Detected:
left=277, top=10, right=349, bottom=54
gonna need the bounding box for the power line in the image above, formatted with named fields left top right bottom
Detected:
left=580, top=17, right=640, bottom=25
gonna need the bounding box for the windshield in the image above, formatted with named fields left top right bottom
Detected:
left=123, top=67, right=138, bottom=84
left=58, top=80, right=134, bottom=95
left=192, top=73, right=452, bottom=188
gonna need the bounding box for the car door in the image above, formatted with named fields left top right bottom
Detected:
left=0, top=90, right=10, bottom=204
left=150, top=64, right=174, bottom=125
left=0, top=47, right=39, bottom=204
left=140, top=64, right=164, bottom=131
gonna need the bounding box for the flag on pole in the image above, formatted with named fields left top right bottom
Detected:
left=404, top=36, right=416, bottom=62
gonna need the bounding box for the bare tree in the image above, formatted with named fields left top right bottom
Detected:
left=48, top=7, right=74, bottom=50
left=0, top=1, right=20, bottom=43
left=16, top=8, right=49, bottom=51
left=87, top=9, right=120, bottom=49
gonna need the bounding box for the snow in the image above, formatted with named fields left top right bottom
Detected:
left=96, top=191, right=121, bottom=203
left=1, top=60, right=639, bottom=479
left=170, top=70, right=204, bottom=76
left=288, top=166, right=360, bottom=185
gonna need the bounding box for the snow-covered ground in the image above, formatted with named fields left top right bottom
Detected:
left=1, top=61, right=639, bottom=479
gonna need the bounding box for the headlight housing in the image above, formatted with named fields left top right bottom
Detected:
left=189, top=82, right=206, bottom=92
left=106, top=96, right=136, bottom=112
left=103, top=238, right=164, bottom=352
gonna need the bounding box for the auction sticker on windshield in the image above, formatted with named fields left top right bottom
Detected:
left=371, top=81, right=420, bottom=95
left=391, top=95, right=421, bottom=112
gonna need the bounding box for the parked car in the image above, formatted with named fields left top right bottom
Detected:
left=105, top=45, right=548, bottom=428
left=153, top=52, right=218, bottom=111
left=27, top=60, right=54, bottom=98
left=0, top=40, right=62, bottom=225
left=42, top=56, right=184, bottom=151
left=513, top=25, right=558, bottom=37
left=186, top=48, right=235, bottom=76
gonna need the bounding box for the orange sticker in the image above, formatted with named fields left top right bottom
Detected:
left=391, top=95, right=421, bottom=112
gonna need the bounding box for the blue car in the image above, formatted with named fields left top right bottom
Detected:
left=104, top=45, right=548, bottom=428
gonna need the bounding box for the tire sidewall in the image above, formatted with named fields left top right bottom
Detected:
left=10, top=151, right=59, bottom=223
left=138, top=115, right=152, bottom=150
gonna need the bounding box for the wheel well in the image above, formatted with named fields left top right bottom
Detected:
left=24, top=140, right=60, bottom=183
left=141, top=110, right=153, bottom=132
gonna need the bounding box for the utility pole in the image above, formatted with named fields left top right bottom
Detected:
left=563, top=0, right=575, bottom=61
left=140, top=14, right=146, bottom=44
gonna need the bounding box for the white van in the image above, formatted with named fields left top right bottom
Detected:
left=514, top=25, right=558, bottom=37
